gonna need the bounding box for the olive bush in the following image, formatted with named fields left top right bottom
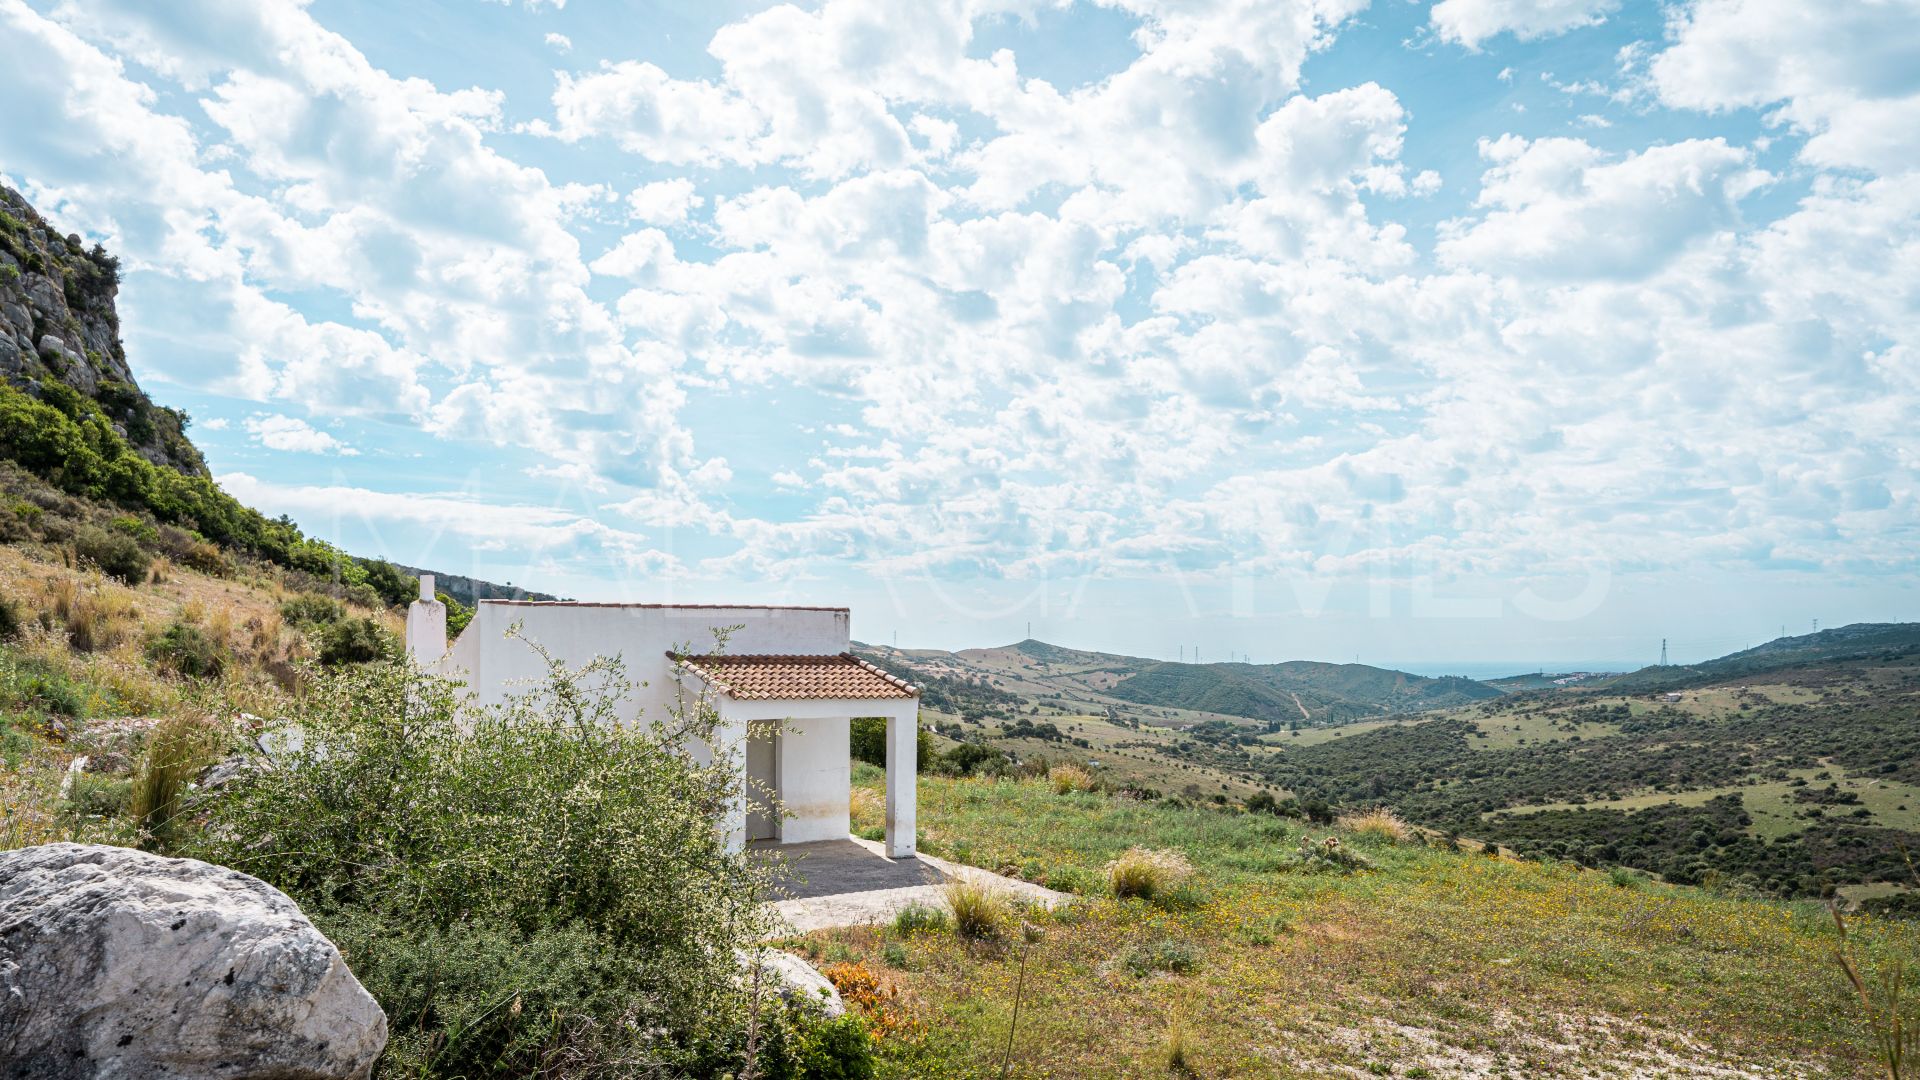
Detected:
left=193, top=643, right=846, bottom=1077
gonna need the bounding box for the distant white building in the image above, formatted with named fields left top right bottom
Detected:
left=404, top=576, right=920, bottom=857
left=1663, top=692, right=1684, bottom=703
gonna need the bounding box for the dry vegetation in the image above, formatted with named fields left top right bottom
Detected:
left=0, top=538, right=405, bottom=855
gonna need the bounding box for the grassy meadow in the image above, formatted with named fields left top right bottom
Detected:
left=835, top=766, right=1915, bottom=1078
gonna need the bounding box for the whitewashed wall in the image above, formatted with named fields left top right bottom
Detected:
left=449, top=601, right=852, bottom=728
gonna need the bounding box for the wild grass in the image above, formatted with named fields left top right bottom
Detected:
left=1047, top=763, right=1095, bottom=794
left=1107, top=845, right=1193, bottom=901
left=130, top=713, right=228, bottom=846
left=207, top=603, right=235, bottom=649
left=851, top=784, right=883, bottom=825
left=1338, top=806, right=1411, bottom=845
left=46, top=576, right=138, bottom=653
left=942, top=879, right=1009, bottom=940
left=820, top=772, right=1917, bottom=1077
left=246, top=608, right=285, bottom=656
left=1164, top=1008, right=1194, bottom=1075
left=1831, top=900, right=1917, bottom=1080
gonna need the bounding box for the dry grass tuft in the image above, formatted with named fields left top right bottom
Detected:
left=207, top=603, right=235, bottom=649
left=1339, top=807, right=1412, bottom=845
left=147, top=555, right=171, bottom=585
left=1107, top=846, right=1194, bottom=901
left=1048, top=763, right=1095, bottom=794
left=46, top=577, right=139, bottom=653
left=252, top=608, right=283, bottom=645
left=1165, top=1009, right=1196, bottom=1074
left=130, top=713, right=228, bottom=846
left=942, top=878, right=1010, bottom=940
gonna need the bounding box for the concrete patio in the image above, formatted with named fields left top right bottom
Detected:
left=756, top=836, right=1066, bottom=933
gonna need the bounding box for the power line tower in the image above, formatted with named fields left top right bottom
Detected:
left=1660, top=638, right=1668, bottom=666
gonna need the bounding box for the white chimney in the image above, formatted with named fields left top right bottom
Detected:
left=405, top=574, right=447, bottom=667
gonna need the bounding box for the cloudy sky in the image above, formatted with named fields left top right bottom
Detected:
left=3, top=0, right=1915, bottom=671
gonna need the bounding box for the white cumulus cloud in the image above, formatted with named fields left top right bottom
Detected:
left=1430, top=0, right=1620, bottom=48
left=243, top=414, right=358, bottom=455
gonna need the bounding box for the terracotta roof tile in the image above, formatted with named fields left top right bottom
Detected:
left=668, top=652, right=918, bottom=701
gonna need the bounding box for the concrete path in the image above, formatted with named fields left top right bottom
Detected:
left=759, top=836, right=1066, bottom=934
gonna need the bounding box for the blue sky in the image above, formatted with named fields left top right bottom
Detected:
left=3, top=0, right=1916, bottom=671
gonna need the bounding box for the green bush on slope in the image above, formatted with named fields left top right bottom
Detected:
left=191, top=652, right=860, bottom=1078
left=0, top=378, right=414, bottom=600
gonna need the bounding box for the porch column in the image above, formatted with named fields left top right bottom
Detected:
left=883, top=702, right=917, bottom=858
left=717, top=704, right=748, bottom=854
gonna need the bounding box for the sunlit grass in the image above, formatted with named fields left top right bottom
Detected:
left=827, top=772, right=1916, bottom=1077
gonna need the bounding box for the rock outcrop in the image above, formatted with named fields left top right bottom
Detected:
left=0, top=184, right=204, bottom=477
left=0, top=842, right=387, bottom=1079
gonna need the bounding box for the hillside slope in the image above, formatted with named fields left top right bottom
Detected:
left=1603, top=622, right=1920, bottom=692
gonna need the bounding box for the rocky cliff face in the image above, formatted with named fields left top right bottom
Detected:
left=0, top=183, right=206, bottom=477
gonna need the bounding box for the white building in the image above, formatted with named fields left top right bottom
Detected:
left=403, top=576, right=920, bottom=858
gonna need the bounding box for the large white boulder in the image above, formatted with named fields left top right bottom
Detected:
left=737, top=948, right=844, bottom=1018
left=0, top=842, right=387, bottom=1079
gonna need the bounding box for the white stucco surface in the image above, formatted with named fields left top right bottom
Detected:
left=449, top=601, right=854, bottom=727
left=777, top=717, right=851, bottom=843
left=431, top=599, right=914, bottom=853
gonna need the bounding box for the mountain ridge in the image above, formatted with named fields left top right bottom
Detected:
left=0, top=181, right=542, bottom=606
left=859, top=636, right=1506, bottom=727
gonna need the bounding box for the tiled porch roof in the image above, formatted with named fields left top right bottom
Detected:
left=668, top=652, right=918, bottom=701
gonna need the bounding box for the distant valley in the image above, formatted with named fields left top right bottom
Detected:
left=861, top=624, right=1920, bottom=908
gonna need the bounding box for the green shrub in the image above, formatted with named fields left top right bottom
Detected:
left=317, top=616, right=394, bottom=666
left=850, top=716, right=934, bottom=770
left=73, top=524, right=150, bottom=583
left=25, top=670, right=85, bottom=717
left=439, top=591, right=474, bottom=636
left=178, top=540, right=230, bottom=576
left=279, top=593, right=344, bottom=627
left=1287, top=835, right=1374, bottom=875
left=892, top=902, right=949, bottom=935
left=145, top=622, right=228, bottom=679
left=359, top=559, right=414, bottom=608
left=0, top=650, right=91, bottom=720
left=67, top=772, right=131, bottom=818
left=936, top=740, right=1009, bottom=776
left=192, top=652, right=780, bottom=1077
left=109, top=514, right=156, bottom=542
left=1119, top=937, right=1200, bottom=977
left=788, top=1013, right=877, bottom=1079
